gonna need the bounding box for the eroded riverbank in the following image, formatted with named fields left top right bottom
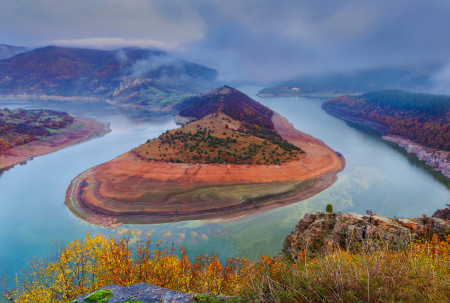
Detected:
left=0, top=118, right=110, bottom=170
left=65, top=112, right=345, bottom=227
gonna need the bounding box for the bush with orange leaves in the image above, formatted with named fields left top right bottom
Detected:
left=1, top=234, right=249, bottom=303
left=1, top=233, right=449, bottom=303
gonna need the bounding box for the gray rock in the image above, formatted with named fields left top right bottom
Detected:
left=73, top=283, right=195, bottom=303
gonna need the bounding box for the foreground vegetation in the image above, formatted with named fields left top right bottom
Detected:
left=2, top=232, right=448, bottom=302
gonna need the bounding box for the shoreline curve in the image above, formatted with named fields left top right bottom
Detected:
left=0, top=118, right=110, bottom=171
left=65, top=113, right=345, bottom=228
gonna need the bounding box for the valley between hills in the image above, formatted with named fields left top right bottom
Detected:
left=65, top=86, right=345, bottom=227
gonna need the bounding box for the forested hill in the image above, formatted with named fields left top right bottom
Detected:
left=176, top=85, right=274, bottom=131
left=135, top=86, right=304, bottom=165
left=360, top=90, right=449, bottom=118
left=175, top=86, right=291, bottom=148
left=322, top=90, right=450, bottom=150
left=0, top=46, right=217, bottom=109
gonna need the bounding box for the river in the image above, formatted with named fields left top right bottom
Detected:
left=0, top=87, right=448, bottom=280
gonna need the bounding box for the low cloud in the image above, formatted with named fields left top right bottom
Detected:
left=130, top=53, right=179, bottom=78
left=430, top=64, right=450, bottom=94
left=1, top=0, right=450, bottom=83
left=48, top=37, right=180, bottom=51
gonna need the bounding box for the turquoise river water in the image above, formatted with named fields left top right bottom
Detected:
left=0, top=87, right=448, bottom=280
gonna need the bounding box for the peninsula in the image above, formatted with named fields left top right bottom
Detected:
left=65, top=86, right=345, bottom=227
left=0, top=108, right=109, bottom=170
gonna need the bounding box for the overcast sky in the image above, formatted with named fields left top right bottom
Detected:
left=1, top=0, right=450, bottom=83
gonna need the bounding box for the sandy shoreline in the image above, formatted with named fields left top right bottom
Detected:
left=0, top=118, right=110, bottom=170
left=65, top=113, right=345, bottom=227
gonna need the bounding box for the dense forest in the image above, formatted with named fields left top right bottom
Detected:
left=322, top=90, right=450, bottom=150
left=0, top=108, right=74, bottom=151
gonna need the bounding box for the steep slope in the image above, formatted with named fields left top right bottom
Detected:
left=65, top=87, right=345, bottom=227
left=0, top=46, right=217, bottom=109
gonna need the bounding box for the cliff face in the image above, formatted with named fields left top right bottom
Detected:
left=383, top=135, right=450, bottom=178
left=283, top=212, right=450, bottom=260
left=433, top=204, right=450, bottom=220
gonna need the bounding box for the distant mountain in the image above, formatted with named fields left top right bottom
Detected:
left=258, top=68, right=434, bottom=97
left=0, top=44, right=29, bottom=60
left=0, top=46, right=218, bottom=110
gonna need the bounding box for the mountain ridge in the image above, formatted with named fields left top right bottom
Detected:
left=0, top=46, right=217, bottom=109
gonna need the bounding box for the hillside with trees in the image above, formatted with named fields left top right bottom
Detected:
left=322, top=90, right=450, bottom=151
left=0, top=46, right=217, bottom=109
left=135, top=86, right=304, bottom=165
left=0, top=108, right=74, bottom=151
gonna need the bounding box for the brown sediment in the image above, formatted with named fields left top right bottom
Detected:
left=0, top=118, right=110, bottom=170
left=65, top=112, right=345, bottom=227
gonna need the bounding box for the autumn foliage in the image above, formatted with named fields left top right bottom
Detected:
left=2, top=234, right=449, bottom=302
left=323, top=90, right=450, bottom=150
left=0, top=108, right=74, bottom=152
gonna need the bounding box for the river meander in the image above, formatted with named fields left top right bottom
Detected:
left=0, top=87, right=448, bottom=279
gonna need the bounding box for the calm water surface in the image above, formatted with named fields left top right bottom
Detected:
left=0, top=88, right=448, bottom=279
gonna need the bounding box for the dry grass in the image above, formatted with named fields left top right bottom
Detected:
left=236, top=234, right=450, bottom=303
left=2, top=234, right=448, bottom=303
left=134, top=113, right=304, bottom=165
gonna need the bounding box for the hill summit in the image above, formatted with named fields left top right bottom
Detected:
left=136, top=86, right=303, bottom=165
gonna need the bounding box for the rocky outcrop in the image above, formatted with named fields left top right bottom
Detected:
left=433, top=204, right=450, bottom=220
left=283, top=212, right=450, bottom=260
left=383, top=135, right=450, bottom=178
left=73, top=283, right=195, bottom=303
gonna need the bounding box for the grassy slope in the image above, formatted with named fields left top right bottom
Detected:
left=134, top=112, right=304, bottom=165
